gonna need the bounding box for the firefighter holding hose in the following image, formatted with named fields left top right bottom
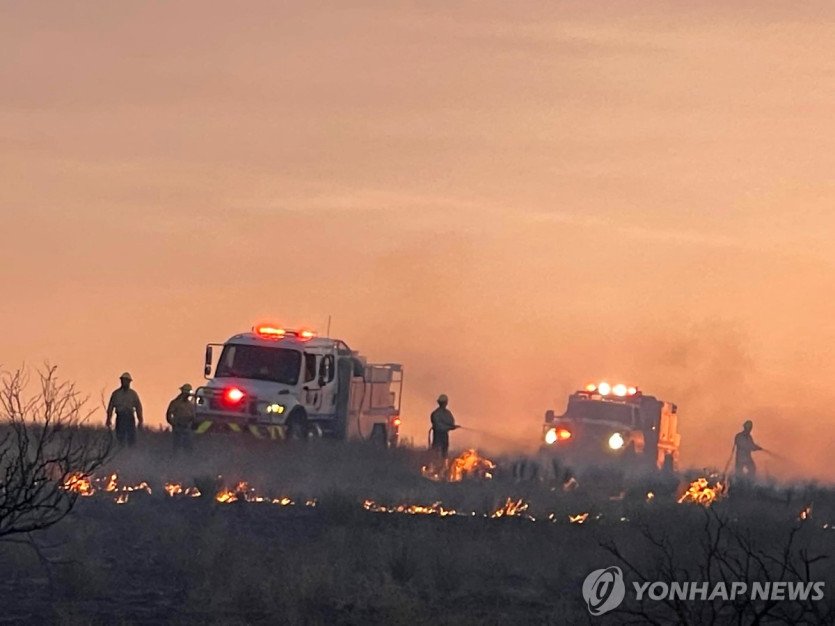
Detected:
left=734, top=419, right=763, bottom=478
left=430, top=394, right=458, bottom=459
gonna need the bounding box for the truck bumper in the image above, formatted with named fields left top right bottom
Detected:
left=193, top=411, right=288, bottom=439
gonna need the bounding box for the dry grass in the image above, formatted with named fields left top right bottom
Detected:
left=1, top=430, right=834, bottom=624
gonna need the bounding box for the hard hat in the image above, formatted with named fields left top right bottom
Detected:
left=180, top=383, right=193, bottom=393
left=119, top=372, right=133, bottom=381
left=743, top=420, right=753, bottom=429
left=437, top=394, right=448, bottom=403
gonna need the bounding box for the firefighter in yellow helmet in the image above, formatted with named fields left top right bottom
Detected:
left=430, top=394, right=458, bottom=459
left=734, top=419, right=762, bottom=478
left=166, top=384, right=196, bottom=452
left=106, top=372, right=143, bottom=447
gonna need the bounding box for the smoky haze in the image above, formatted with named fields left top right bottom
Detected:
left=2, top=2, right=835, bottom=479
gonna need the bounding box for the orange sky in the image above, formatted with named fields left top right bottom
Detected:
left=2, top=2, right=835, bottom=478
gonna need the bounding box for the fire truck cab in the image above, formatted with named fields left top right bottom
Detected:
left=541, top=382, right=680, bottom=471
left=192, top=324, right=403, bottom=446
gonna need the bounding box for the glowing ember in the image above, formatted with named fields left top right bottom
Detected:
left=103, top=474, right=118, bottom=492
left=63, top=472, right=95, bottom=497
left=115, top=493, right=129, bottom=504
left=799, top=505, right=813, bottom=521
left=421, top=449, right=496, bottom=482
left=678, top=477, right=724, bottom=506
left=646, top=491, right=655, bottom=501
left=569, top=512, right=590, bottom=524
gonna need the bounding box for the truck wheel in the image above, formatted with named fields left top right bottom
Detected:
left=286, top=411, right=309, bottom=442
left=369, top=424, right=388, bottom=447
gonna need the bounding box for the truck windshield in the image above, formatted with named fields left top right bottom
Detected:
left=566, top=400, right=634, bottom=425
left=215, top=345, right=301, bottom=385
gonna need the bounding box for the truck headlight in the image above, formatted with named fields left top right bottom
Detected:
left=608, top=433, right=625, bottom=450
left=266, top=404, right=285, bottom=414
left=544, top=428, right=558, bottom=445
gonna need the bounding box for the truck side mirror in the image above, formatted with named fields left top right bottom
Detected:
left=204, top=346, right=213, bottom=377
left=545, top=410, right=555, bottom=422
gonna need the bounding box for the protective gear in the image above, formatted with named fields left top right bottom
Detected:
left=167, top=392, right=195, bottom=452
left=119, top=372, right=133, bottom=381
left=437, top=394, right=448, bottom=404
left=114, top=416, right=136, bottom=447
left=432, top=428, right=450, bottom=458
left=431, top=405, right=456, bottom=458
left=734, top=427, right=762, bottom=478
left=166, top=394, right=195, bottom=429
left=743, top=420, right=753, bottom=430
left=106, top=387, right=143, bottom=446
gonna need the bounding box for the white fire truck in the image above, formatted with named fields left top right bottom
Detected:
left=192, top=324, right=403, bottom=446
left=541, top=382, right=680, bottom=471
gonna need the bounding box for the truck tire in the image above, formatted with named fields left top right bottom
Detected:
left=369, top=423, right=388, bottom=448
left=286, top=409, right=309, bottom=442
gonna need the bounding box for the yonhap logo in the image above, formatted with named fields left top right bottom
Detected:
left=583, top=566, right=626, bottom=615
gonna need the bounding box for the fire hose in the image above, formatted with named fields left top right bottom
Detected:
left=426, top=424, right=531, bottom=449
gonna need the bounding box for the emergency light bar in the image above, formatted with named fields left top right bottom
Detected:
left=253, top=325, right=317, bottom=341
left=583, top=382, right=639, bottom=397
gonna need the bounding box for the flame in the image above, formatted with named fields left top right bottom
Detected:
left=491, top=498, right=533, bottom=520
left=646, top=491, right=655, bottom=501
left=115, top=493, right=129, bottom=504
left=799, top=504, right=813, bottom=521
left=63, top=472, right=95, bottom=497
left=569, top=513, right=590, bottom=524
left=103, top=474, right=118, bottom=492
left=363, top=500, right=457, bottom=517
left=421, top=449, right=496, bottom=482
left=213, top=481, right=300, bottom=506
left=678, top=477, right=725, bottom=506
left=122, top=481, right=152, bottom=494
left=164, top=483, right=202, bottom=498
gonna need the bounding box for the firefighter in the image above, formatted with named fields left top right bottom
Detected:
left=430, top=394, right=458, bottom=459
left=166, top=383, right=196, bottom=452
left=734, top=419, right=762, bottom=478
left=106, top=372, right=143, bottom=447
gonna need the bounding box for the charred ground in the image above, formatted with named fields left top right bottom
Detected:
left=2, top=432, right=834, bottom=625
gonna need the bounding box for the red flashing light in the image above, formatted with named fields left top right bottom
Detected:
left=391, top=416, right=402, bottom=427
left=224, top=387, right=245, bottom=404
left=297, top=329, right=317, bottom=341
left=254, top=325, right=286, bottom=339
left=555, top=428, right=572, bottom=441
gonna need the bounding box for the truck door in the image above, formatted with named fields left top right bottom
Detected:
left=301, top=353, right=321, bottom=411
left=317, top=354, right=337, bottom=415
left=333, top=357, right=353, bottom=439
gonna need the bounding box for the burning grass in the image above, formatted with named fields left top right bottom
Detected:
left=420, top=448, right=495, bottom=482
left=8, top=435, right=835, bottom=624
left=677, top=476, right=725, bottom=506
